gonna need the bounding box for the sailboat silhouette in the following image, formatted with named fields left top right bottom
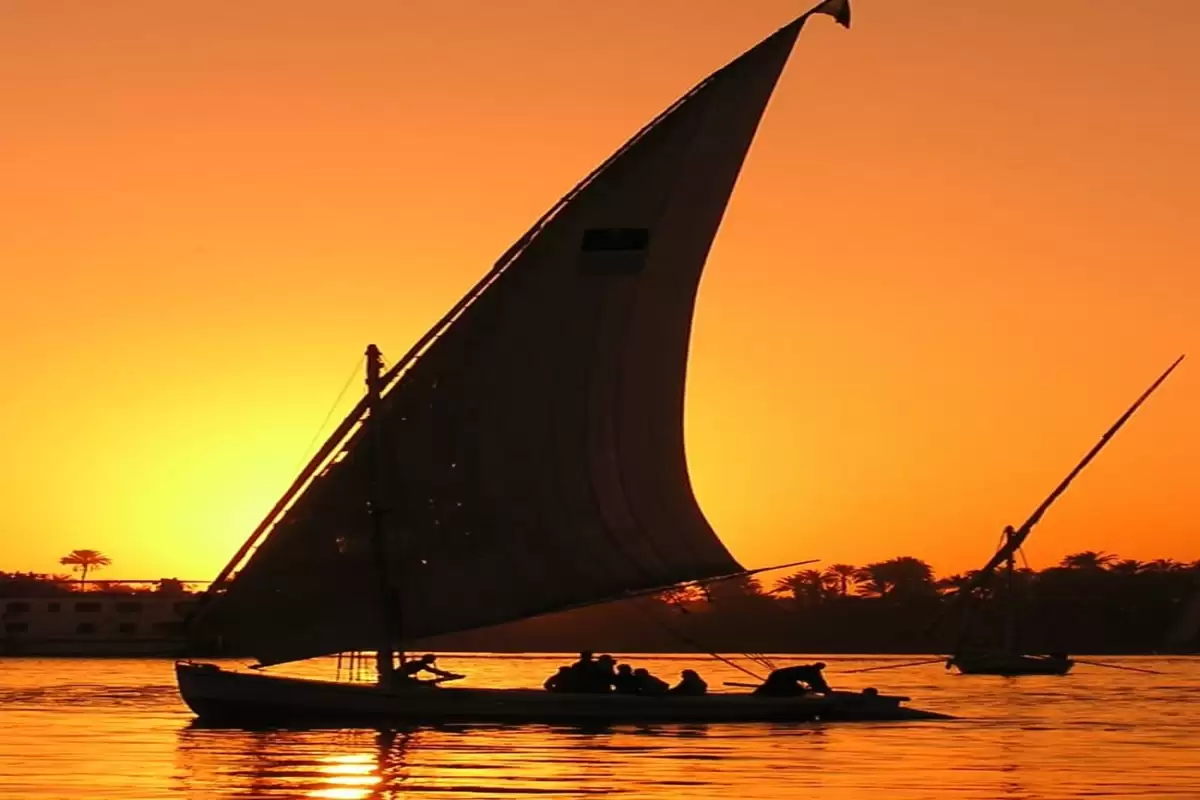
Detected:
left=176, top=0, right=945, bottom=724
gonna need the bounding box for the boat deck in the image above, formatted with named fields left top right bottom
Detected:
left=177, top=662, right=952, bottom=726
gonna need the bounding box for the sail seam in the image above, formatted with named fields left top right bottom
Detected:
left=596, top=97, right=713, bottom=584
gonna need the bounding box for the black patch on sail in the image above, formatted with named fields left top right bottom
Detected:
left=579, top=227, right=650, bottom=274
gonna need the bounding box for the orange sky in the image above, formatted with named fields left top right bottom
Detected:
left=1, top=0, right=1196, bottom=581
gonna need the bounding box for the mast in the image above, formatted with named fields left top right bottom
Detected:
left=366, top=343, right=402, bottom=682
left=954, top=355, right=1186, bottom=600
left=937, top=355, right=1186, bottom=651
left=1002, top=548, right=1017, bottom=656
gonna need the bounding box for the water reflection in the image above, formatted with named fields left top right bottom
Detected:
left=177, top=722, right=771, bottom=798
left=176, top=727, right=403, bottom=798
left=5, top=657, right=1200, bottom=799
left=175, top=720, right=850, bottom=799
left=310, top=744, right=384, bottom=799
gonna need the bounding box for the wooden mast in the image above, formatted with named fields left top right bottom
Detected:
left=366, top=343, right=403, bottom=682
left=1002, top=549, right=1017, bottom=656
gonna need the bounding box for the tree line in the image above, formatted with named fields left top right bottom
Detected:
left=425, top=552, right=1200, bottom=655
left=7, top=549, right=1199, bottom=655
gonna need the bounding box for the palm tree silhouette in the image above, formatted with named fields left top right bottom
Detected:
left=824, top=564, right=859, bottom=597
left=59, top=550, right=112, bottom=589
left=936, top=572, right=974, bottom=596
left=773, top=569, right=833, bottom=606
left=1059, top=551, right=1116, bottom=570
left=855, top=556, right=936, bottom=598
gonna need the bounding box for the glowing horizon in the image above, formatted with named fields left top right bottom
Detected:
left=1, top=0, right=1196, bottom=581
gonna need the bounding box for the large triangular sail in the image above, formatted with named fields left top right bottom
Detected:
left=189, top=4, right=849, bottom=667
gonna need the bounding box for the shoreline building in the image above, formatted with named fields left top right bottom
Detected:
left=0, top=580, right=201, bottom=656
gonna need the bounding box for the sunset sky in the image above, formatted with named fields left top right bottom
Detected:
left=2, top=0, right=1196, bottom=582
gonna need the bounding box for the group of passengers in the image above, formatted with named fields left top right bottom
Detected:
left=543, top=653, right=835, bottom=698
left=395, top=653, right=834, bottom=698
left=544, top=652, right=709, bottom=696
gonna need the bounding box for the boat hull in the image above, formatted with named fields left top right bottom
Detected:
left=176, top=662, right=949, bottom=726
left=948, top=653, right=1074, bottom=676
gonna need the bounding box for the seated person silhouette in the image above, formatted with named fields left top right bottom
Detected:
left=544, top=666, right=577, bottom=693
left=632, top=667, right=670, bottom=696
left=587, top=654, right=617, bottom=693
left=613, top=664, right=639, bottom=694
left=668, top=669, right=708, bottom=696
left=563, top=652, right=595, bottom=691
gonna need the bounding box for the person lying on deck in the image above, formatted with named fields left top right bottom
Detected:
left=399, top=654, right=461, bottom=683
left=752, top=662, right=831, bottom=696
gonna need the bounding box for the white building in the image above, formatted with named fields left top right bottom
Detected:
left=0, top=593, right=197, bottom=656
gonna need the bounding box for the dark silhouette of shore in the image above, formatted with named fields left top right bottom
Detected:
left=5, top=553, right=1199, bottom=656
left=418, top=553, right=1200, bottom=656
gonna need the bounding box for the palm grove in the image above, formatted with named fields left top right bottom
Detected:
left=428, top=553, right=1200, bottom=655
left=5, top=550, right=1199, bottom=655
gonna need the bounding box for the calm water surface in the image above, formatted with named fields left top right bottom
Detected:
left=1, top=655, right=1196, bottom=799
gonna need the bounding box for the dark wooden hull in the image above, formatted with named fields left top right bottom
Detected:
left=176, top=662, right=950, bottom=726
left=948, top=653, right=1074, bottom=676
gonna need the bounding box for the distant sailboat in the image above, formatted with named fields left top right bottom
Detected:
left=175, top=1, right=942, bottom=724
left=945, top=356, right=1185, bottom=676
left=1164, top=574, right=1200, bottom=653
left=1166, top=594, right=1200, bottom=653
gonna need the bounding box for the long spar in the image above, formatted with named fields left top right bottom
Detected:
left=956, top=354, right=1185, bottom=600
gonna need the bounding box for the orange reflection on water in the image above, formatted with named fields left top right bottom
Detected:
left=310, top=753, right=381, bottom=799
left=309, top=791, right=372, bottom=800
left=165, top=656, right=1200, bottom=800
left=7, top=657, right=1200, bottom=799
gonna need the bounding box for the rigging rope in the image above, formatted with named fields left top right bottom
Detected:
left=645, top=594, right=766, bottom=682
left=292, top=357, right=364, bottom=476
left=745, top=652, right=776, bottom=671
left=1073, top=659, right=1163, bottom=675
left=839, top=658, right=946, bottom=674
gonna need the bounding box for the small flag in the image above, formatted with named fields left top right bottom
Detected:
left=809, top=0, right=851, bottom=29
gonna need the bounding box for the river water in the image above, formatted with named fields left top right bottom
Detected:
left=1, top=655, right=1196, bottom=799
